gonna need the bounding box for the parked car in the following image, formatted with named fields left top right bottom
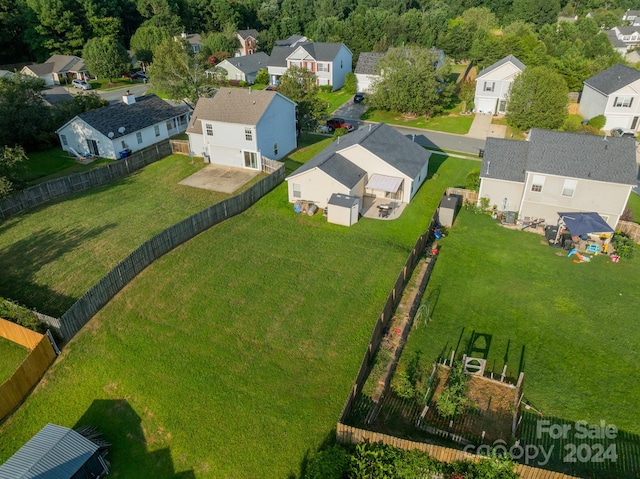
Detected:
left=316, top=124, right=331, bottom=134
left=610, top=127, right=636, bottom=138
left=132, top=72, right=148, bottom=80
left=354, top=93, right=365, bottom=103
left=71, top=79, right=92, bottom=90
left=326, top=117, right=354, bottom=132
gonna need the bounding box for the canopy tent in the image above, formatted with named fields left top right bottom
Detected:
left=365, top=174, right=403, bottom=193
left=558, top=212, right=614, bottom=238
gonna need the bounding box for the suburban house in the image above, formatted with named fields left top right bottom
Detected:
left=354, top=48, right=445, bottom=94
left=0, top=423, right=109, bottom=479
left=604, top=26, right=640, bottom=52
left=473, top=54, right=525, bottom=115
left=20, top=55, right=88, bottom=86
left=267, top=41, right=352, bottom=90
left=579, top=63, right=640, bottom=131
left=56, top=93, right=190, bottom=159
left=274, top=35, right=308, bottom=48
left=176, top=32, right=202, bottom=53
left=478, top=129, right=637, bottom=228
left=285, top=123, right=430, bottom=211
left=623, top=9, right=640, bottom=25
left=187, top=87, right=297, bottom=168
left=236, top=29, right=259, bottom=56
left=214, top=52, right=269, bottom=83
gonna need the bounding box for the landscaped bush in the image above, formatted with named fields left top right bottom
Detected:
left=319, top=85, right=334, bottom=93
left=561, top=114, right=583, bottom=132
left=465, top=168, right=480, bottom=192
left=344, top=72, right=357, bottom=95
left=304, top=444, right=350, bottom=479
left=255, top=69, right=269, bottom=85
left=612, top=231, right=636, bottom=259
left=588, top=115, right=606, bottom=130
left=0, top=297, right=47, bottom=333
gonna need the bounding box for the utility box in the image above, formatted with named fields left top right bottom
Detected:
left=437, top=194, right=461, bottom=227
left=327, top=193, right=360, bottom=226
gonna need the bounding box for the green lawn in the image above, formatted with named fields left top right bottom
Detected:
left=0, top=151, right=477, bottom=478
left=397, top=209, right=640, bottom=438
left=0, top=155, right=229, bottom=317
left=88, top=77, right=144, bottom=90
left=318, top=88, right=353, bottom=114
left=626, top=192, right=640, bottom=223
left=22, top=148, right=114, bottom=185
left=363, top=108, right=474, bottom=135
left=0, top=337, right=28, bottom=384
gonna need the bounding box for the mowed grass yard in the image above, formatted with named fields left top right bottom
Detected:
left=400, top=209, right=640, bottom=436
left=0, top=148, right=477, bottom=477
left=0, top=155, right=229, bottom=317
left=0, top=337, right=28, bottom=384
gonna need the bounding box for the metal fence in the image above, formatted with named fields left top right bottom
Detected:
left=45, top=163, right=285, bottom=342
left=0, top=141, right=173, bottom=221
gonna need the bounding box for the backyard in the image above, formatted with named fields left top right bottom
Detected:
left=22, top=148, right=113, bottom=186
left=0, top=147, right=476, bottom=477
left=0, top=337, right=28, bottom=384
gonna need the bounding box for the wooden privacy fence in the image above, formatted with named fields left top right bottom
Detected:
left=336, top=424, right=580, bottom=479
left=0, top=141, right=172, bottom=221
left=616, top=220, right=640, bottom=243
left=40, top=163, right=286, bottom=342
left=445, top=187, right=478, bottom=205
left=0, top=318, right=56, bottom=421
left=170, top=140, right=190, bottom=155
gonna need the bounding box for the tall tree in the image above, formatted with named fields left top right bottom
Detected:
left=369, top=48, right=453, bottom=116
left=510, top=0, right=561, bottom=30
left=26, top=0, right=87, bottom=58
left=0, top=0, right=30, bottom=63
left=201, top=24, right=240, bottom=60
left=149, top=37, right=213, bottom=102
left=130, top=25, right=169, bottom=67
left=506, top=65, right=568, bottom=130
left=0, top=146, right=27, bottom=198
left=277, top=66, right=324, bottom=132
left=83, top=37, right=131, bottom=83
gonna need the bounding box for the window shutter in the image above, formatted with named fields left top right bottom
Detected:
left=630, top=98, right=634, bottom=107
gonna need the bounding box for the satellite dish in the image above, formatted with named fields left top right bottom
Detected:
left=117, top=126, right=126, bottom=134
left=107, top=132, right=115, bottom=139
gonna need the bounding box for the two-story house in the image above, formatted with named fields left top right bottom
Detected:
left=478, top=129, right=637, bottom=229
left=56, top=93, right=190, bottom=159
left=605, top=26, right=640, bottom=52
left=473, top=55, right=525, bottom=115
left=187, top=88, right=297, bottom=169
left=267, top=42, right=352, bottom=90
left=236, top=29, right=259, bottom=56
left=623, top=9, right=640, bottom=25
left=579, top=63, right=640, bottom=131
left=176, top=33, right=202, bottom=53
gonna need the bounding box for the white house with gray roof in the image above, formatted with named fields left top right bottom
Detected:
left=267, top=42, right=352, bottom=90
left=478, top=129, right=637, bottom=228
left=606, top=26, right=640, bottom=52
left=473, top=55, right=525, bottom=115
left=285, top=123, right=430, bottom=211
left=580, top=63, right=640, bottom=131
left=56, top=93, right=190, bottom=159
left=187, top=87, right=297, bottom=168
left=214, top=52, right=269, bottom=83
left=20, top=55, right=88, bottom=86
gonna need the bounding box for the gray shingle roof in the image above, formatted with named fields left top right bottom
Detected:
left=237, top=29, right=259, bottom=40
left=481, top=129, right=637, bottom=185
left=275, top=35, right=307, bottom=47
left=355, top=52, right=385, bottom=75
left=65, top=94, right=188, bottom=139
left=187, top=88, right=291, bottom=131
left=583, top=63, right=640, bottom=95
left=606, top=29, right=627, bottom=48
left=287, top=123, right=430, bottom=182
left=477, top=54, right=525, bottom=78
left=0, top=424, right=99, bottom=479
left=297, top=42, right=346, bottom=61
left=268, top=46, right=293, bottom=67
left=220, top=52, right=269, bottom=74
left=614, top=25, right=640, bottom=35
left=329, top=193, right=359, bottom=207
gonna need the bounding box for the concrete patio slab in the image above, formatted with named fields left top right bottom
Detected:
left=179, top=164, right=259, bottom=193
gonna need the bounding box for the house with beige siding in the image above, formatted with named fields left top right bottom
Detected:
left=473, top=55, right=525, bottom=115
left=478, top=129, right=637, bottom=228
left=285, top=123, right=430, bottom=212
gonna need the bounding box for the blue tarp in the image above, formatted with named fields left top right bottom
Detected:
left=558, top=212, right=614, bottom=238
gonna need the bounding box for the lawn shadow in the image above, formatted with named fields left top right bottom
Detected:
left=0, top=223, right=117, bottom=316
left=426, top=152, right=449, bottom=177
left=74, top=399, right=195, bottom=478
left=294, top=428, right=339, bottom=479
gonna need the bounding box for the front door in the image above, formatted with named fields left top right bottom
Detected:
left=86, top=139, right=99, bottom=156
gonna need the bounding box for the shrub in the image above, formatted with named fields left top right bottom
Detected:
left=620, top=207, right=634, bottom=222
left=239, top=80, right=247, bottom=87
left=304, top=444, right=349, bottom=479
left=255, top=68, right=269, bottom=85
left=344, top=72, right=357, bottom=95
left=588, top=114, right=606, bottom=130
left=465, top=168, right=480, bottom=192
left=612, top=231, right=636, bottom=259
left=392, top=372, right=416, bottom=399
left=562, top=114, right=583, bottom=132
left=319, top=85, right=333, bottom=93
left=436, top=362, right=469, bottom=419
left=0, top=297, right=47, bottom=333
left=333, top=127, right=349, bottom=139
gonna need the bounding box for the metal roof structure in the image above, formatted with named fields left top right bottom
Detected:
left=0, top=424, right=102, bottom=479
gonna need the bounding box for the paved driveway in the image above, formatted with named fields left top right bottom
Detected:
left=179, top=164, right=259, bottom=193
left=332, top=97, right=367, bottom=123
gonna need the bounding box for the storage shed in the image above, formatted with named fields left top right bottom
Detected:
left=327, top=193, right=360, bottom=226
left=437, top=195, right=461, bottom=227
left=0, top=423, right=109, bottom=479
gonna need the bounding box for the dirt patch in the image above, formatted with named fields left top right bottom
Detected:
left=568, top=103, right=580, bottom=115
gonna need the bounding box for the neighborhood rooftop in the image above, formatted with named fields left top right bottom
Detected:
left=354, top=52, right=386, bottom=75
left=482, top=129, right=638, bottom=185
left=583, top=63, right=640, bottom=95
left=237, top=29, right=259, bottom=39
left=221, top=52, right=269, bottom=73
left=477, top=54, right=525, bottom=77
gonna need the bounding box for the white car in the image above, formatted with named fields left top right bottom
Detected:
left=72, top=79, right=92, bottom=90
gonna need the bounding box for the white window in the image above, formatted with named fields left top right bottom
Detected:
left=484, top=81, right=495, bottom=92
left=244, top=151, right=257, bottom=168
left=614, top=96, right=633, bottom=107
left=154, top=125, right=160, bottom=137
left=317, top=63, right=328, bottom=72
left=273, top=143, right=278, bottom=156
left=206, top=124, right=213, bottom=136
left=292, top=183, right=301, bottom=198
left=136, top=132, right=143, bottom=144
left=531, top=174, right=545, bottom=192
left=245, top=127, right=253, bottom=141
left=61, top=134, right=68, bottom=146
left=562, top=179, right=577, bottom=197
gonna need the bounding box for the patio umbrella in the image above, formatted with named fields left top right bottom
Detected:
left=557, top=212, right=614, bottom=239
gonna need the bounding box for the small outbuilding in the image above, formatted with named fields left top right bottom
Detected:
left=0, top=423, right=109, bottom=479
left=437, top=194, right=461, bottom=227
left=327, top=193, right=360, bottom=226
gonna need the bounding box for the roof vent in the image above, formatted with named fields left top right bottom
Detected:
left=108, top=132, right=114, bottom=139
left=118, top=126, right=126, bottom=134
left=252, top=100, right=256, bottom=104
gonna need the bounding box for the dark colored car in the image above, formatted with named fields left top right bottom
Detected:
left=326, top=117, right=354, bottom=132
left=354, top=93, right=365, bottom=103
